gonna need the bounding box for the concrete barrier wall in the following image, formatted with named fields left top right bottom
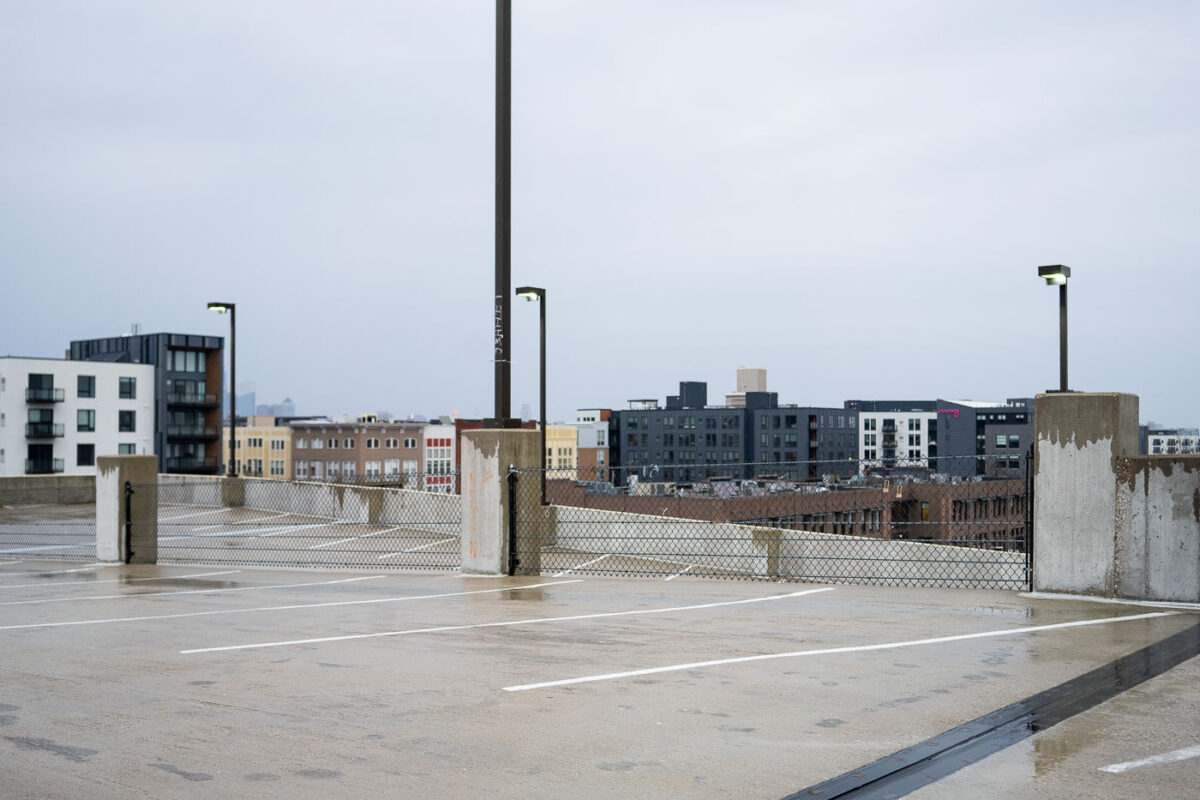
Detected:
left=550, top=505, right=1024, bottom=588
left=1034, top=392, right=1200, bottom=602
left=1115, top=457, right=1200, bottom=602
left=154, top=477, right=461, bottom=535
left=0, top=475, right=95, bottom=505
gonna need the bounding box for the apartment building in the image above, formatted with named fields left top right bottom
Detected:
left=576, top=410, right=611, bottom=482
left=222, top=416, right=293, bottom=478
left=70, top=332, right=225, bottom=474
left=611, top=375, right=851, bottom=485
left=545, top=424, right=578, bottom=480
left=290, top=417, right=424, bottom=482
left=0, top=357, right=154, bottom=476
left=1141, top=426, right=1199, bottom=455
left=423, top=423, right=456, bottom=493
left=845, top=398, right=1033, bottom=478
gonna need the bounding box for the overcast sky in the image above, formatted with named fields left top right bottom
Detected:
left=3, top=1, right=1197, bottom=425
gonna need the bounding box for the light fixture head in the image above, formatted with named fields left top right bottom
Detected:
left=1037, top=265, right=1070, bottom=286
left=515, top=286, right=545, bottom=302
left=207, top=302, right=235, bottom=313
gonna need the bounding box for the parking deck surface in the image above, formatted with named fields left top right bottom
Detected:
left=2, top=560, right=1197, bottom=799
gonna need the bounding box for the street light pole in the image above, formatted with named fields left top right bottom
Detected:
left=492, top=0, right=515, bottom=428
left=516, top=286, right=546, bottom=504
left=1037, top=266, right=1071, bottom=392
left=208, top=302, right=237, bottom=476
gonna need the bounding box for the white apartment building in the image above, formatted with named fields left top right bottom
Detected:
left=857, top=408, right=938, bottom=474
left=423, top=423, right=456, bottom=493
left=1147, top=430, right=1199, bottom=455
left=0, top=357, right=154, bottom=476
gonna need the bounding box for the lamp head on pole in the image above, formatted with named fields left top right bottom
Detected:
left=207, top=302, right=235, bottom=314
left=1037, top=265, right=1070, bottom=286
left=515, top=286, right=544, bottom=302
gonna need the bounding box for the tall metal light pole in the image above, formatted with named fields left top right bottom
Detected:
left=1037, top=266, right=1070, bottom=392
left=208, top=302, right=237, bottom=476
left=490, top=0, right=517, bottom=428
left=516, top=286, right=546, bottom=503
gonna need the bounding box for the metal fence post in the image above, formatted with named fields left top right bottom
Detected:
left=123, top=481, right=134, bottom=565
left=507, top=466, right=519, bottom=576
left=1024, top=444, right=1034, bottom=590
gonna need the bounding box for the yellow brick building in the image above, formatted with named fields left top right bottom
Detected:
left=545, top=424, right=578, bottom=480
left=222, top=415, right=293, bottom=478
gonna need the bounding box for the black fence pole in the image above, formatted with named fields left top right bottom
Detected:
left=1025, top=443, right=1034, bottom=590
left=507, top=466, right=519, bottom=575
left=123, top=481, right=134, bottom=565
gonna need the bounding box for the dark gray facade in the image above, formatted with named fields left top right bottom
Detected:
left=70, top=333, right=225, bottom=474
left=934, top=399, right=1033, bottom=478
left=611, top=381, right=852, bottom=485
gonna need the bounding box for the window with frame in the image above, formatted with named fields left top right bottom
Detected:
left=344, top=438, right=354, bottom=448
left=342, top=460, right=356, bottom=477
left=119, top=377, right=136, bottom=399
left=312, top=438, right=324, bottom=449
left=77, top=409, right=95, bottom=432
left=996, top=434, right=1008, bottom=448
left=385, top=438, right=398, bottom=448
left=365, top=460, right=381, bottom=476
left=271, top=439, right=286, bottom=450
left=296, top=461, right=308, bottom=479
left=78, top=375, right=95, bottom=398
left=403, top=437, right=416, bottom=448
left=119, top=410, right=136, bottom=432
left=1008, top=434, right=1020, bottom=449
left=297, top=438, right=308, bottom=449
left=327, top=438, right=338, bottom=449
left=118, top=444, right=135, bottom=455
left=77, top=444, right=95, bottom=466
left=366, top=438, right=380, bottom=449
left=270, top=459, right=285, bottom=476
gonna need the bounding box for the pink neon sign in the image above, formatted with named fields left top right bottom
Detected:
left=937, top=409, right=960, bottom=418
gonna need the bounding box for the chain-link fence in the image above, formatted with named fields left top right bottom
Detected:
left=512, top=455, right=1033, bottom=589
left=139, top=476, right=461, bottom=570
left=0, top=482, right=97, bottom=562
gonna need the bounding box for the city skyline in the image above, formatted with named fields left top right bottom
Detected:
left=4, top=2, right=1197, bottom=425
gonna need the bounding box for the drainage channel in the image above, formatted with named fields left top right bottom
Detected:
left=783, top=621, right=1200, bottom=800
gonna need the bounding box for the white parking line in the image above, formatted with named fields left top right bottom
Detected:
left=310, top=527, right=402, bottom=550
left=180, top=587, right=834, bottom=654
left=192, top=512, right=292, bottom=530
left=159, top=509, right=228, bottom=521
left=0, top=580, right=582, bottom=632
left=0, top=574, right=386, bottom=606
left=0, top=543, right=94, bottom=554
left=376, top=536, right=458, bottom=559
left=0, top=570, right=239, bottom=590
left=0, top=565, right=101, bottom=578
left=665, top=565, right=696, bottom=581
left=500, top=611, right=1180, bottom=692
left=159, top=522, right=334, bottom=541
left=1100, top=745, right=1200, bottom=774
left=554, top=554, right=611, bottom=576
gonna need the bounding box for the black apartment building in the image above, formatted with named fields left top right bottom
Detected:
left=610, top=381, right=854, bottom=485
left=70, top=333, right=225, bottom=474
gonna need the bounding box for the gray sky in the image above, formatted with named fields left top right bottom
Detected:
left=3, top=1, right=1198, bottom=425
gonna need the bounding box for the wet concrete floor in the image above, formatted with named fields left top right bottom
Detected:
left=1, top=560, right=1197, bottom=799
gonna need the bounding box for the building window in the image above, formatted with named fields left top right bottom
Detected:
left=385, top=459, right=400, bottom=475
left=365, top=460, right=381, bottom=476
left=312, top=438, right=324, bottom=449
left=342, top=460, right=356, bottom=477
left=118, top=444, right=135, bottom=455
left=326, top=438, right=338, bottom=449
left=296, top=461, right=309, bottom=479
left=404, top=438, right=416, bottom=448
left=327, top=461, right=340, bottom=479
left=271, top=439, right=286, bottom=450
left=119, top=410, right=136, bottom=432
left=996, top=434, right=1008, bottom=448
left=385, top=437, right=398, bottom=448
left=297, top=438, right=308, bottom=449
left=1008, top=435, right=1020, bottom=449
left=77, top=409, right=95, bottom=432
left=77, top=444, right=95, bottom=466
left=270, top=459, right=285, bottom=476
left=366, top=438, right=380, bottom=449
left=119, top=377, right=136, bottom=399
left=78, top=375, right=95, bottom=398
left=343, top=438, right=355, bottom=448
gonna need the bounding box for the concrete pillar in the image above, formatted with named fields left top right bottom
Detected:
left=96, top=455, right=158, bottom=564
left=460, top=429, right=540, bottom=575
left=1033, top=392, right=1138, bottom=595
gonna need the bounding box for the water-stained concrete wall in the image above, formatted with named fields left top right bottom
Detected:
left=1115, top=457, right=1200, bottom=601
left=96, top=455, right=157, bottom=564
left=1033, top=392, right=1139, bottom=595
left=460, top=429, right=540, bottom=575
left=1035, top=392, right=1200, bottom=601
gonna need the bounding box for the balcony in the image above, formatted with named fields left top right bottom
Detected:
left=882, top=422, right=897, bottom=433
left=166, top=425, right=219, bottom=438
left=25, top=387, right=65, bottom=403
left=25, top=458, right=65, bottom=474
left=166, top=392, right=219, bottom=407
left=165, top=456, right=219, bottom=472
left=26, top=422, right=65, bottom=438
